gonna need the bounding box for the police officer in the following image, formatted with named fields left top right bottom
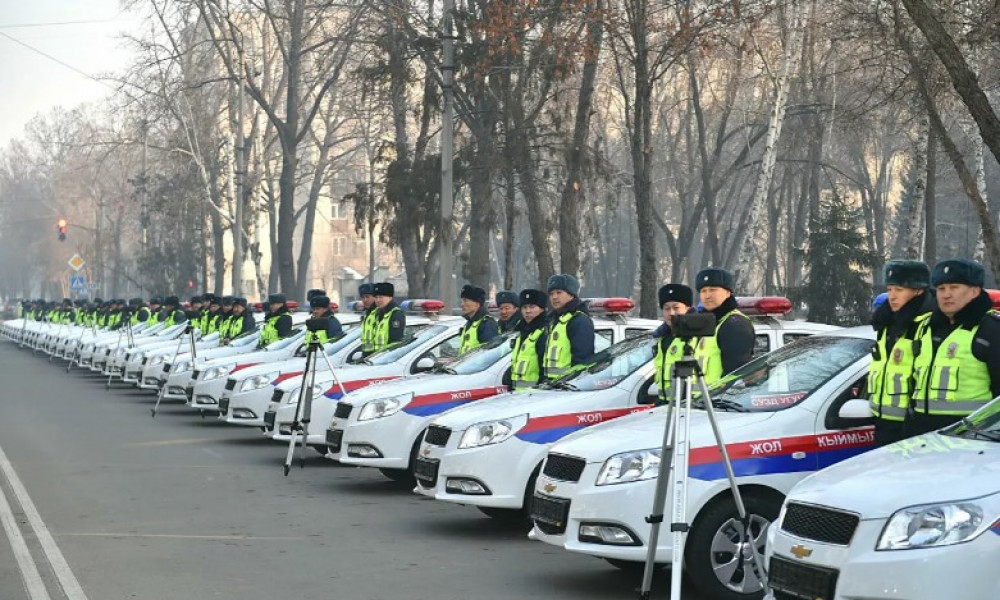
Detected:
left=693, top=267, right=754, bottom=385
left=543, top=274, right=595, bottom=380
left=510, top=289, right=549, bottom=390
left=908, top=259, right=1000, bottom=436
left=654, top=284, right=694, bottom=400
left=129, top=298, right=151, bottom=325
left=147, top=297, right=163, bottom=325
left=227, top=297, right=257, bottom=340
left=868, top=260, right=933, bottom=447
left=307, top=288, right=326, bottom=304
left=358, top=283, right=378, bottom=354
left=496, top=291, right=523, bottom=333
left=305, top=295, right=343, bottom=344
left=160, top=296, right=188, bottom=326
left=259, top=294, right=293, bottom=347
left=203, top=295, right=222, bottom=334
left=372, top=282, right=404, bottom=353
left=188, top=295, right=204, bottom=326
left=459, top=284, right=499, bottom=354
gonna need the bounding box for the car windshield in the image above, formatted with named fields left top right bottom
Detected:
left=231, top=332, right=259, bottom=347
left=365, top=325, right=441, bottom=365
left=548, top=334, right=657, bottom=392
left=442, top=332, right=516, bottom=375
left=943, top=398, right=1000, bottom=442
left=264, top=332, right=305, bottom=351
left=705, top=336, right=873, bottom=412
left=157, top=324, right=186, bottom=337
left=292, top=328, right=362, bottom=357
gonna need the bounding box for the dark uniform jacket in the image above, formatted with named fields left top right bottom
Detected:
left=271, top=306, right=293, bottom=339
left=230, top=311, right=257, bottom=338
left=499, top=312, right=524, bottom=334
left=551, top=297, right=595, bottom=368
left=317, top=310, right=343, bottom=339
left=377, top=301, right=406, bottom=345
left=924, top=291, right=1000, bottom=398
left=463, top=307, right=499, bottom=345
left=707, top=296, right=755, bottom=375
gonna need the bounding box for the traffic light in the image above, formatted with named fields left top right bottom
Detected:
left=57, top=219, right=68, bottom=242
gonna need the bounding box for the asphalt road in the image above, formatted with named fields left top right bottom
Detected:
left=0, top=342, right=703, bottom=600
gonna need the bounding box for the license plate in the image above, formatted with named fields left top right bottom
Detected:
left=768, top=555, right=839, bottom=600
left=413, top=457, right=439, bottom=487
left=326, top=429, right=344, bottom=453
left=264, top=411, right=276, bottom=430
left=531, top=494, right=571, bottom=528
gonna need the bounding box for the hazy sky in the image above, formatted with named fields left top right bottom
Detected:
left=0, top=1, right=141, bottom=145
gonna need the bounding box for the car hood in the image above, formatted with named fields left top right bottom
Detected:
left=338, top=371, right=505, bottom=417
left=429, top=388, right=614, bottom=430
left=786, top=433, right=1000, bottom=518
left=274, top=364, right=405, bottom=398
left=548, top=405, right=777, bottom=462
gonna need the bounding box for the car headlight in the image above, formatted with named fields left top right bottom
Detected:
left=116, top=348, right=127, bottom=357
left=148, top=355, right=165, bottom=366
left=174, top=360, right=191, bottom=374
left=458, top=414, right=528, bottom=449
left=596, top=449, right=661, bottom=486
left=877, top=495, right=1000, bottom=550
left=241, top=371, right=280, bottom=392
left=204, top=364, right=236, bottom=380
left=285, top=384, right=325, bottom=404
left=358, top=393, right=413, bottom=421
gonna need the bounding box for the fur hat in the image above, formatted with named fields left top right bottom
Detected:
left=547, top=274, right=580, bottom=297
left=267, top=293, right=287, bottom=305
left=163, top=296, right=180, bottom=307
left=461, top=284, right=487, bottom=305
left=931, top=259, right=985, bottom=287
left=372, top=282, right=394, bottom=297
left=695, top=267, right=735, bottom=292
left=358, top=283, right=375, bottom=297
left=306, top=289, right=326, bottom=301
left=884, top=260, right=930, bottom=289
left=310, top=295, right=331, bottom=309
left=658, top=284, right=694, bottom=308
left=495, top=290, right=519, bottom=307
left=519, top=289, right=548, bottom=309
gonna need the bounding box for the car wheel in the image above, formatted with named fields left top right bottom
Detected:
left=685, top=492, right=780, bottom=600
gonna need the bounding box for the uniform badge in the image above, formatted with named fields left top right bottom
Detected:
left=946, top=342, right=958, bottom=359
left=943, top=266, right=950, bottom=274
left=391, top=319, right=401, bottom=328
left=669, top=345, right=678, bottom=355
left=892, top=348, right=903, bottom=364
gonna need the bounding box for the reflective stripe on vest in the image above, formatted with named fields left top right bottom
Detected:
left=912, top=317, right=994, bottom=416
left=305, top=330, right=329, bottom=345
left=259, top=314, right=282, bottom=346
left=460, top=315, right=494, bottom=355
left=361, top=309, right=378, bottom=352
left=544, top=311, right=586, bottom=379
left=868, top=313, right=930, bottom=421
left=512, top=328, right=544, bottom=388
left=373, top=307, right=401, bottom=352
left=693, top=310, right=747, bottom=386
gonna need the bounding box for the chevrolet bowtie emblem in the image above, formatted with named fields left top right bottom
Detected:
left=543, top=483, right=557, bottom=493
left=422, top=448, right=431, bottom=456
left=790, top=544, right=813, bottom=559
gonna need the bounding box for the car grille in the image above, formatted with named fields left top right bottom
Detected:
left=225, top=379, right=237, bottom=391
left=781, top=503, right=859, bottom=546
left=271, top=389, right=284, bottom=404
left=769, top=555, right=839, bottom=600
left=141, top=357, right=148, bottom=366
left=162, top=364, right=170, bottom=373
left=413, top=457, right=440, bottom=488
left=542, top=454, right=587, bottom=483
left=326, top=429, right=344, bottom=453
left=185, top=386, right=194, bottom=402
left=263, top=410, right=276, bottom=431
left=531, top=494, right=571, bottom=535
left=424, top=425, right=451, bottom=447
left=219, top=397, right=229, bottom=415
left=334, top=403, right=352, bottom=419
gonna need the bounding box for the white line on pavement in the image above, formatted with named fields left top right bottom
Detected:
left=0, top=444, right=88, bottom=600
left=0, top=474, right=51, bottom=600
left=58, top=532, right=304, bottom=541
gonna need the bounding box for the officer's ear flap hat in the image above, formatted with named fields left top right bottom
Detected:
left=267, top=293, right=287, bottom=305
left=884, top=260, right=931, bottom=289
left=658, top=284, right=694, bottom=308
left=931, top=259, right=985, bottom=287
left=547, top=274, right=581, bottom=297
left=461, top=284, right=487, bottom=305
left=190, top=295, right=203, bottom=304
left=129, top=298, right=143, bottom=307
left=372, top=282, right=394, bottom=297
left=495, top=291, right=519, bottom=307
left=310, top=295, right=331, bottom=309
left=233, top=297, right=248, bottom=308
left=164, top=296, right=180, bottom=307
left=695, top=267, right=735, bottom=292
left=519, top=289, right=548, bottom=309
left=222, top=296, right=235, bottom=306
left=358, top=283, right=375, bottom=297
left=306, top=289, right=326, bottom=301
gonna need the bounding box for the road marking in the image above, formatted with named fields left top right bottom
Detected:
left=57, top=532, right=303, bottom=541
left=0, top=476, right=51, bottom=599
left=0, top=444, right=88, bottom=600
left=201, top=448, right=223, bottom=459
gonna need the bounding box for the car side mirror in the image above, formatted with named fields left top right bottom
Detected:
left=350, top=351, right=364, bottom=363
left=648, top=382, right=660, bottom=398
left=838, top=399, right=871, bottom=420
left=415, top=357, right=436, bottom=372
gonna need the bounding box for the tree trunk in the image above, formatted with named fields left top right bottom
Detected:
left=466, top=135, right=494, bottom=287
left=902, top=116, right=929, bottom=258
left=210, top=209, right=226, bottom=296
left=557, top=0, right=604, bottom=278
left=923, top=129, right=937, bottom=264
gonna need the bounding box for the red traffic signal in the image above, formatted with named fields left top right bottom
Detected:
left=56, top=219, right=68, bottom=241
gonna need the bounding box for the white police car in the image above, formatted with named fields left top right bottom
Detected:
left=764, top=401, right=1000, bottom=600
left=151, top=331, right=262, bottom=397
left=219, top=325, right=363, bottom=427
left=529, top=327, right=876, bottom=600
left=326, top=300, right=659, bottom=482
left=266, top=311, right=466, bottom=451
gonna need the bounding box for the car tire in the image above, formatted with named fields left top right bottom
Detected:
left=685, top=492, right=780, bottom=600
left=378, top=468, right=413, bottom=484
left=311, top=444, right=328, bottom=455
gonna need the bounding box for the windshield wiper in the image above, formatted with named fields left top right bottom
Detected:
left=955, top=417, right=1000, bottom=442
left=693, top=398, right=748, bottom=412
left=550, top=380, right=579, bottom=391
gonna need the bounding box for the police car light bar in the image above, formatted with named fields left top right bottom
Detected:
left=586, top=298, right=635, bottom=314
left=737, top=296, right=792, bottom=316
left=348, top=301, right=366, bottom=312
left=988, top=289, right=1000, bottom=310
left=400, top=299, right=446, bottom=313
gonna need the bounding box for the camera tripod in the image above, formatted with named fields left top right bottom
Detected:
left=639, top=341, right=768, bottom=600
left=105, top=318, right=135, bottom=389
left=151, top=324, right=199, bottom=418
left=283, top=323, right=349, bottom=476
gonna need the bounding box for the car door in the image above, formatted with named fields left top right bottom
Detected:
left=813, top=363, right=877, bottom=469
left=410, top=334, right=463, bottom=374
